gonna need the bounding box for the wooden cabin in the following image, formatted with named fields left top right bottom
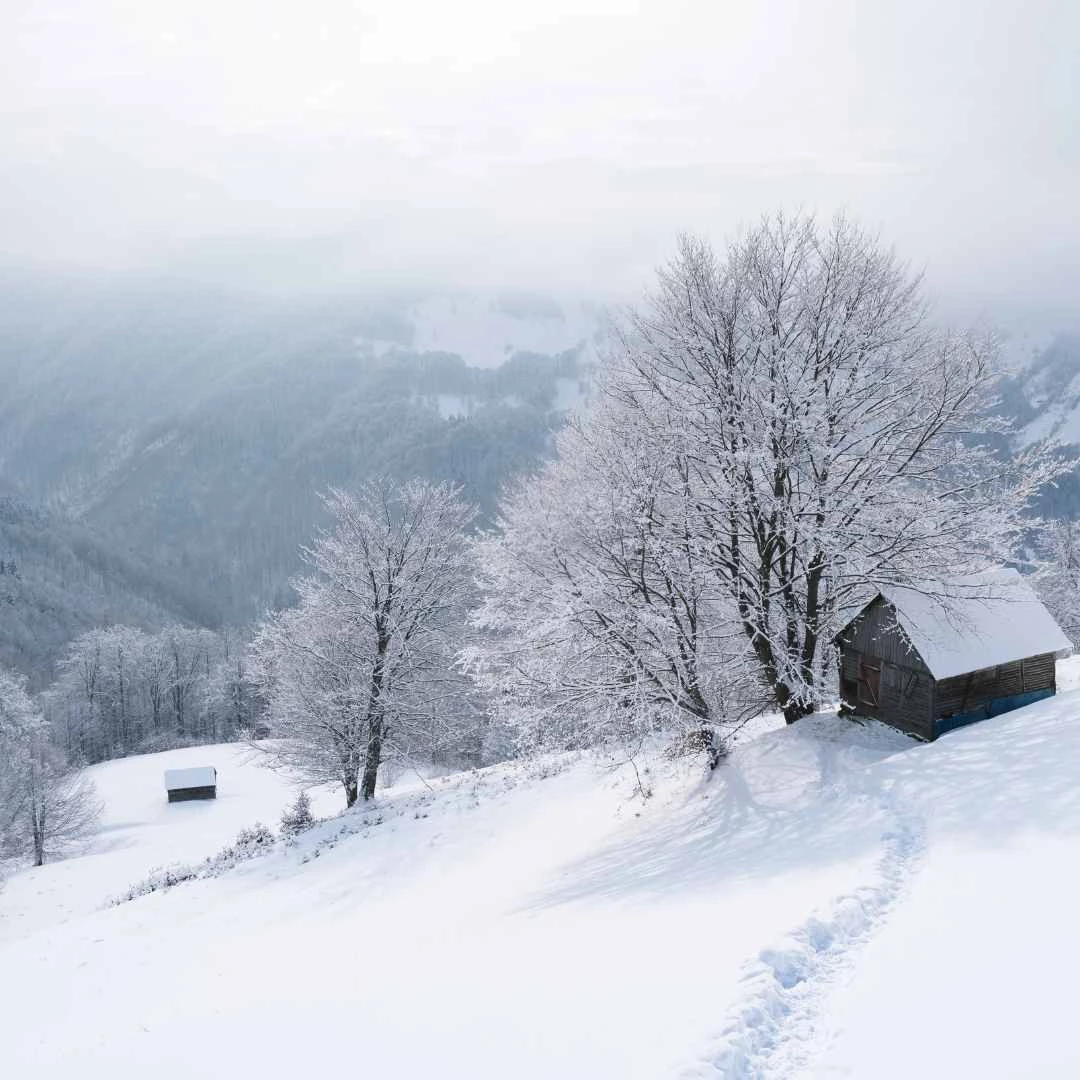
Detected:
left=164, top=766, right=217, bottom=802
left=835, top=569, right=1071, bottom=741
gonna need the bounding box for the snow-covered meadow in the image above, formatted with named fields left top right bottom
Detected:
left=4, top=664, right=1080, bottom=1078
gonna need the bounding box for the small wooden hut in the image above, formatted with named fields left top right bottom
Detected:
left=164, top=766, right=218, bottom=802
left=835, top=569, right=1071, bottom=741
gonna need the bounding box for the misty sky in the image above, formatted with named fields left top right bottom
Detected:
left=3, top=1, right=1077, bottom=323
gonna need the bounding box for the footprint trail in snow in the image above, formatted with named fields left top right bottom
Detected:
left=688, top=784, right=926, bottom=1080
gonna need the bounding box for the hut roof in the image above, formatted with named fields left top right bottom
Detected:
left=874, top=569, right=1072, bottom=680
left=164, top=766, right=217, bottom=792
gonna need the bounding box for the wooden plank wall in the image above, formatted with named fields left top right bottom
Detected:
left=935, top=652, right=1057, bottom=719
left=167, top=786, right=218, bottom=802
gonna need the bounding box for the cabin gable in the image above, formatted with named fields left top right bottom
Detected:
left=837, top=597, right=929, bottom=673
left=836, top=597, right=935, bottom=740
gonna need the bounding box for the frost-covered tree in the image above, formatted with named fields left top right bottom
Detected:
left=207, top=629, right=264, bottom=739
left=279, top=790, right=314, bottom=837
left=471, top=399, right=766, bottom=757
left=0, top=668, right=101, bottom=866
left=1032, top=519, right=1080, bottom=639
left=46, top=625, right=251, bottom=761
left=251, top=480, right=478, bottom=806
left=250, top=593, right=373, bottom=806
left=160, top=626, right=222, bottom=741
left=0, top=669, right=40, bottom=859
left=603, top=214, right=1057, bottom=722
left=478, top=214, right=1057, bottom=733
left=21, top=737, right=103, bottom=866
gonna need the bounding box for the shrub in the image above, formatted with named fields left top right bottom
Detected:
left=231, top=821, right=274, bottom=853
left=668, top=726, right=727, bottom=769
left=280, top=791, right=314, bottom=837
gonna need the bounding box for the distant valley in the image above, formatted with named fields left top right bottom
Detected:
left=0, top=274, right=602, bottom=678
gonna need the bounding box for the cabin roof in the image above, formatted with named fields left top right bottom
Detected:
left=163, top=766, right=217, bottom=791
left=849, top=568, right=1072, bottom=680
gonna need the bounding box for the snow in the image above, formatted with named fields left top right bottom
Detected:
left=435, top=391, right=471, bottom=419
left=553, top=373, right=591, bottom=414
left=878, top=568, right=1072, bottom=679
left=0, top=743, right=338, bottom=943
left=163, top=765, right=216, bottom=791
left=4, top=674, right=1080, bottom=1077
left=809, top=663, right=1080, bottom=1078
left=405, top=293, right=601, bottom=369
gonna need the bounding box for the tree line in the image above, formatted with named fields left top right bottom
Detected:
left=43, top=625, right=260, bottom=764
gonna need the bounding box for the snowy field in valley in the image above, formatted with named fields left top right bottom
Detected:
left=3, top=662, right=1080, bottom=1078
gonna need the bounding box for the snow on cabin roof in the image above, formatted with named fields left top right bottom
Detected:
left=876, top=569, right=1072, bottom=680
left=164, top=766, right=217, bottom=791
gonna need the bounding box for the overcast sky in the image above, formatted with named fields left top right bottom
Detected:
left=3, top=1, right=1077, bottom=323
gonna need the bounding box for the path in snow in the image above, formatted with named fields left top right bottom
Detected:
left=688, top=769, right=926, bottom=1078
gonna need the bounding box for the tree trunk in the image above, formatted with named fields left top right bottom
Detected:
left=173, top=650, right=185, bottom=737
left=32, top=811, right=44, bottom=867
left=776, top=681, right=815, bottom=725
left=361, top=622, right=389, bottom=801
left=343, top=775, right=359, bottom=809
left=361, top=717, right=382, bottom=801
left=783, top=698, right=813, bottom=725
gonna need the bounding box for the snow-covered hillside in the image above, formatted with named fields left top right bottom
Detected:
left=388, top=293, right=604, bottom=370
left=0, top=744, right=339, bottom=943
left=1007, top=334, right=1080, bottom=448
left=4, top=670, right=1080, bottom=1078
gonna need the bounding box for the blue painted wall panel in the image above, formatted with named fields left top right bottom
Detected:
left=936, top=688, right=1055, bottom=736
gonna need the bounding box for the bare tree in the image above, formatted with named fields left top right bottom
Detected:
left=251, top=480, right=478, bottom=806
left=22, top=736, right=103, bottom=866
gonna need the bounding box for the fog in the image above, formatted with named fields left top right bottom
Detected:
left=3, top=0, right=1077, bottom=323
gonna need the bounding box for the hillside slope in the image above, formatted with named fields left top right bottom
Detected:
left=0, top=275, right=599, bottom=627
left=0, top=495, right=205, bottom=683
left=3, top=671, right=1080, bottom=1078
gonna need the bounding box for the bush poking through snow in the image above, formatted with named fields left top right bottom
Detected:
left=223, top=822, right=274, bottom=857
left=114, top=821, right=277, bottom=904
left=280, top=791, right=314, bottom=837
left=115, top=863, right=201, bottom=901
left=667, top=726, right=728, bottom=770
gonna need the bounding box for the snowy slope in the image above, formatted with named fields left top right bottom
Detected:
left=1009, top=334, right=1080, bottom=448
left=355, top=292, right=605, bottom=370
left=399, top=293, right=602, bottom=369
left=0, top=743, right=339, bottom=944
left=806, top=663, right=1080, bottom=1079
left=3, top=672, right=1080, bottom=1078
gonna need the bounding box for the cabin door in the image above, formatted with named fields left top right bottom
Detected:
left=858, top=658, right=881, bottom=708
